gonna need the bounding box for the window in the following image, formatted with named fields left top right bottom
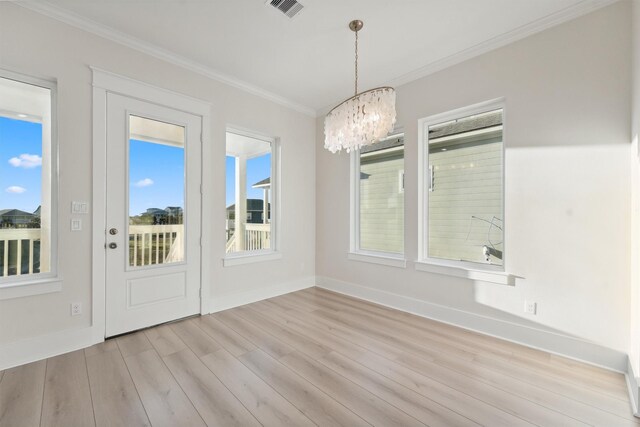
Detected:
left=225, top=129, right=277, bottom=258
left=0, top=71, right=56, bottom=283
left=351, top=135, right=405, bottom=259
left=420, top=102, right=504, bottom=268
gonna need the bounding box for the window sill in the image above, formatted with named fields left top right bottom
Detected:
left=223, top=251, right=283, bottom=267
left=415, top=261, right=516, bottom=286
left=348, top=252, right=407, bottom=268
left=0, top=278, right=62, bottom=300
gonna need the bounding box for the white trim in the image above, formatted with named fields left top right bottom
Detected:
left=92, top=67, right=211, bottom=115
left=0, top=326, right=95, bottom=371
left=208, top=276, right=315, bottom=313
left=224, top=126, right=280, bottom=258
left=316, top=276, right=628, bottom=372
left=348, top=252, right=406, bottom=268
left=0, top=68, right=59, bottom=289
left=16, top=1, right=315, bottom=117
left=92, top=68, right=212, bottom=342
left=386, top=0, right=621, bottom=89
left=626, top=358, right=640, bottom=417
left=223, top=251, right=283, bottom=267
left=415, top=261, right=515, bottom=286
left=418, top=98, right=507, bottom=274
left=0, top=278, right=61, bottom=300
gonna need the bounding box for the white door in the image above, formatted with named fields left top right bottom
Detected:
left=105, top=93, right=202, bottom=337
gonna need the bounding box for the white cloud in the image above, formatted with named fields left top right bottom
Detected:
left=8, top=154, right=42, bottom=169
left=6, top=186, right=26, bottom=194
left=134, top=178, right=154, bottom=188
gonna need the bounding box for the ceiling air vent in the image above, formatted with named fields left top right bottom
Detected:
left=268, top=0, right=304, bottom=19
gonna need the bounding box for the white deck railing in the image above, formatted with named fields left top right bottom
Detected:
left=245, top=223, right=270, bottom=251
left=0, top=228, right=42, bottom=277
left=226, top=223, right=270, bottom=253
left=129, top=224, right=183, bottom=266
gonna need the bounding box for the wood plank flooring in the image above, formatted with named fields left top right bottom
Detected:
left=0, top=287, right=638, bottom=427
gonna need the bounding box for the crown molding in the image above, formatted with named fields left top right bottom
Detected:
left=386, top=0, right=621, bottom=89
left=15, top=0, right=317, bottom=117
left=16, top=0, right=620, bottom=118
left=316, top=0, right=622, bottom=116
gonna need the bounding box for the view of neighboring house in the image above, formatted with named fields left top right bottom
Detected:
left=0, top=206, right=41, bottom=228
left=226, top=177, right=272, bottom=252
left=226, top=199, right=269, bottom=224
left=130, top=206, right=184, bottom=225
left=359, top=138, right=404, bottom=254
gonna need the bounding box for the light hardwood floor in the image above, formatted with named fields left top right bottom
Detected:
left=1, top=287, right=638, bottom=426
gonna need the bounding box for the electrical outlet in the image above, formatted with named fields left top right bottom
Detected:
left=524, top=301, right=537, bottom=315
left=71, top=302, right=82, bottom=316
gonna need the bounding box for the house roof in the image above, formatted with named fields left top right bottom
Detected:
left=252, top=178, right=270, bottom=189
left=361, top=136, right=404, bottom=155
left=429, top=110, right=502, bottom=141
left=0, top=209, right=35, bottom=217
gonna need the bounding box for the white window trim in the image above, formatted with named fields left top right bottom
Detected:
left=223, top=126, right=281, bottom=266
left=0, top=68, right=59, bottom=299
left=417, top=98, right=513, bottom=284
left=350, top=132, right=406, bottom=264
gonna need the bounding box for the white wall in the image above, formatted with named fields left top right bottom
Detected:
left=0, top=4, right=315, bottom=347
left=630, top=0, right=640, bottom=393
left=317, top=1, right=632, bottom=366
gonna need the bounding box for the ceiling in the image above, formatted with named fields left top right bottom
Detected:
left=27, top=0, right=615, bottom=115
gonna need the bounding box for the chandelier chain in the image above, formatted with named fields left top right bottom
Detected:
left=354, top=29, right=358, bottom=96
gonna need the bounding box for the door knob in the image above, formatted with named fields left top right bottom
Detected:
left=108, top=242, right=117, bottom=249
left=109, top=228, right=118, bottom=235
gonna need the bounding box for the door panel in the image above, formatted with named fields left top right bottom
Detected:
left=105, top=93, right=201, bottom=337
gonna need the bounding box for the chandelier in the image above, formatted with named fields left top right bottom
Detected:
left=324, top=20, right=396, bottom=154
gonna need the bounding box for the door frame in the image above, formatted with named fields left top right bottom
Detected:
left=91, top=68, right=212, bottom=342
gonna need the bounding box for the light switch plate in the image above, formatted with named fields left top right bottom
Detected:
left=71, top=201, right=89, bottom=214
left=71, top=218, right=82, bottom=231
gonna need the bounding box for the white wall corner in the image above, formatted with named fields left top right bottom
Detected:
left=0, top=326, right=97, bottom=371
left=316, top=276, right=628, bottom=373
left=627, top=357, right=640, bottom=417
left=208, top=276, right=316, bottom=314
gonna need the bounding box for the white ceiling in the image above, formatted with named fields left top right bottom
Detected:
left=29, top=0, right=615, bottom=114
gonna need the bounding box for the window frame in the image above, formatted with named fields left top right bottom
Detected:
left=349, top=132, right=406, bottom=268
left=223, top=126, right=281, bottom=267
left=0, top=68, right=59, bottom=296
left=417, top=98, right=512, bottom=281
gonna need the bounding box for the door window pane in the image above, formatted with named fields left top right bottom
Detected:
left=128, top=115, right=185, bottom=267
left=358, top=136, right=405, bottom=254
left=225, top=131, right=272, bottom=253
left=0, top=76, right=53, bottom=279
left=427, top=109, right=504, bottom=265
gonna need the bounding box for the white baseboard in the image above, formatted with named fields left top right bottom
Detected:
left=208, top=276, right=316, bottom=314
left=0, top=326, right=96, bottom=371
left=316, top=276, right=628, bottom=373
left=626, top=358, right=640, bottom=417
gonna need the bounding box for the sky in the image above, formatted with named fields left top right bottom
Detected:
left=226, top=154, right=271, bottom=207
left=0, top=116, right=43, bottom=213
left=0, top=116, right=270, bottom=215
left=129, top=139, right=185, bottom=216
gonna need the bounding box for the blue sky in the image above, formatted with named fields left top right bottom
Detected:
left=0, top=116, right=270, bottom=215
left=0, top=117, right=43, bottom=213
left=129, top=139, right=185, bottom=216
left=226, top=154, right=271, bottom=207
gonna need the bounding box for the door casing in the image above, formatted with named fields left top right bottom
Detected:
left=92, top=68, right=212, bottom=343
